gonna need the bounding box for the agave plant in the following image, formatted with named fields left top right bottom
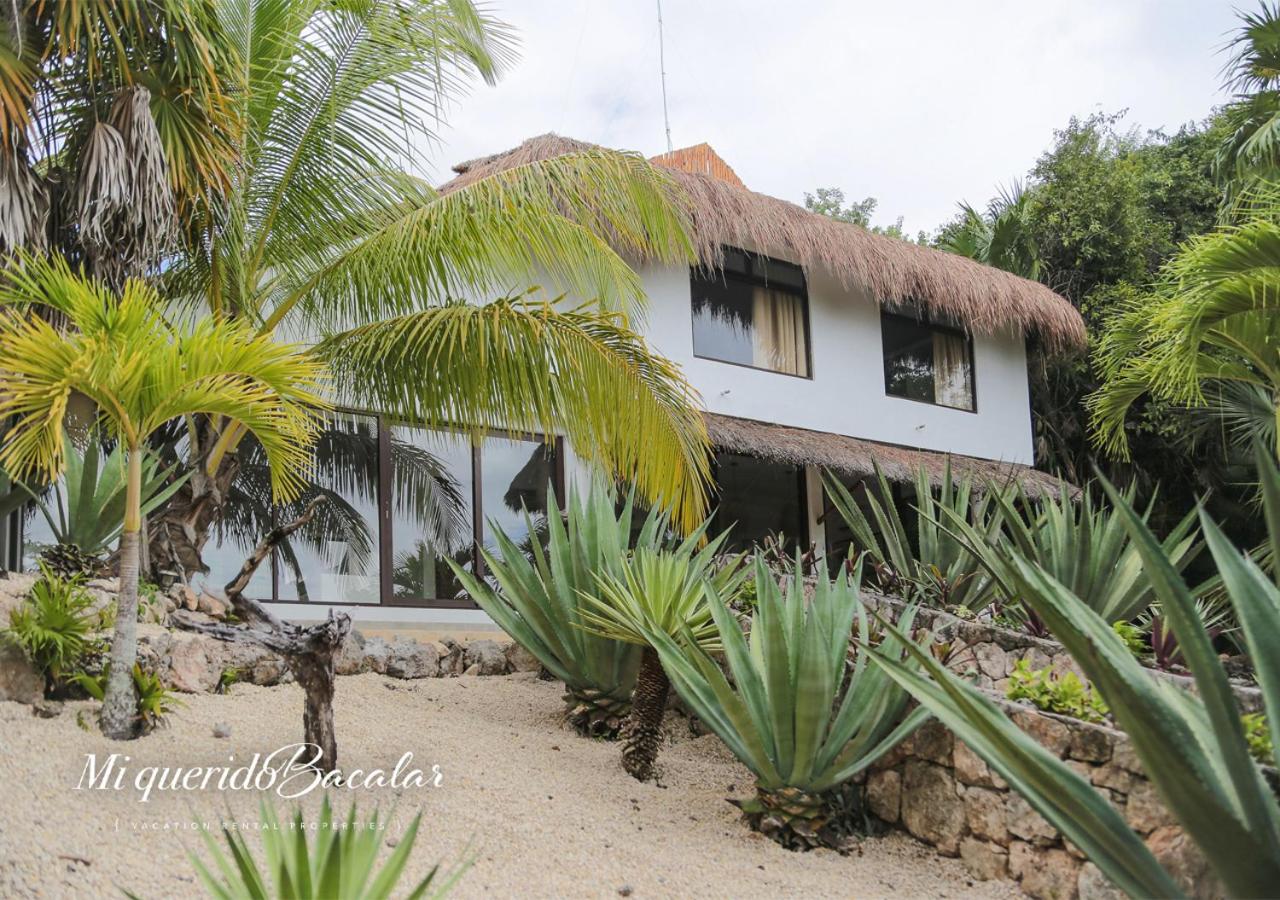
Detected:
left=450, top=484, right=658, bottom=738
left=578, top=534, right=748, bottom=781
left=868, top=449, right=1280, bottom=898
left=646, top=558, right=931, bottom=850
left=936, top=481, right=1201, bottom=626
left=821, top=462, right=1010, bottom=611
left=185, top=797, right=463, bottom=900
left=8, top=432, right=188, bottom=576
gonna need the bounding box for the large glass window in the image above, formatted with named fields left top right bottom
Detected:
left=691, top=250, right=810, bottom=377
left=17, top=416, right=560, bottom=609
left=712, top=451, right=806, bottom=554
left=881, top=311, right=975, bottom=411
left=480, top=437, right=557, bottom=561
left=389, top=427, right=473, bottom=604
left=277, top=413, right=381, bottom=604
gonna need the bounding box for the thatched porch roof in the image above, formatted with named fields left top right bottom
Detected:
left=443, top=134, right=1086, bottom=351
left=705, top=412, right=1066, bottom=498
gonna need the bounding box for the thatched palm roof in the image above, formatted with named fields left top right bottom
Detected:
left=706, top=413, right=1066, bottom=498
left=443, top=134, right=1086, bottom=350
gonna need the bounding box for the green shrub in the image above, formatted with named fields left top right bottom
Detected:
left=1111, top=620, right=1146, bottom=656
left=1005, top=659, right=1109, bottom=724
left=215, top=667, right=239, bottom=695
left=185, top=796, right=464, bottom=899
left=647, top=558, right=931, bottom=850
left=75, top=664, right=182, bottom=734
left=10, top=432, right=187, bottom=575
left=6, top=566, right=95, bottom=687
left=1242, top=712, right=1273, bottom=765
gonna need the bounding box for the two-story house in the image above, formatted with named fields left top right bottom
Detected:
left=14, top=135, right=1086, bottom=628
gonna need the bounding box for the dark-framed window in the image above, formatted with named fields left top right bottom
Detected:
left=880, top=311, right=976, bottom=412
left=691, top=248, right=812, bottom=378
left=37, top=413, right=565, bottom=610
left=710, top=451, right=807, bottom=554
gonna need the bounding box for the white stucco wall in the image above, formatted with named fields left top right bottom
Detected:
left=636, top=263, right=1036, bottom=466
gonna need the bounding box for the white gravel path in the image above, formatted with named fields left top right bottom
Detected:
left=0, top=672, right=1017, bottom=899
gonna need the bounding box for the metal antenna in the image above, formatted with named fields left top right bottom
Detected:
left=657, top=0, right=673, bottom=152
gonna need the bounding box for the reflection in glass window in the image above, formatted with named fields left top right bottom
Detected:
left=712, top=451, right=805, bottom=554
left=691, top=252, right=810, bottom=377
left=480, top=437, right=557, bottom=561
left=390, top=427, right=473, bottom=603
left=881, top=312, right=975, bottom=411
left=277, top=413, right=381, bottom=604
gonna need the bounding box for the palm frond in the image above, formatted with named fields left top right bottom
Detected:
left=318, top=297, right=712, bottom=533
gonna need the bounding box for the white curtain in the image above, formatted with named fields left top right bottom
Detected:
left=751, top=287, right=808, bottom=376
left=932, top=330, right=973, bottom=409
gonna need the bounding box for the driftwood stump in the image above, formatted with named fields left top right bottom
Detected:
left=173, top=499, right=351, bottom=773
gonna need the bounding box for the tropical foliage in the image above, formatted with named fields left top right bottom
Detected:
left=937, top=481, right=1200, bottom=626
left=1090, top=190, right=1280, bottom=463
left=449, top=483, right=654, bottom=738
left=577, top=531, right=747, bottom=781
left=820, top=463, right=1009, bottom=611
left=1004, top=660, right=1108, bottom=724
left=5, top=566, right=97, bottom=689
left=186, top=797, right=462, bottom=900
left=647, top=558, right=931, bottom=850
left=0, top=0, right=234, bottom=282
left=0, top=257, right=323, bottom=738
left=869, top=453, right=1280, bottom=898
left=936, top=181, right=1041, bottom=280
left=134, top=0, right=713, bottom=585
left=5, top=432, right=187, bottom=576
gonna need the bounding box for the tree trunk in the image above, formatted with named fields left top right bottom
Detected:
left=296, top=629, right=340, bottom=772
left=171, top=498, right=351, bottom=774
left=100, top=450, right=143, bottom=739
left=621, top=646, right=670, bottom=781
left=146, top=416, right=240, bottom=585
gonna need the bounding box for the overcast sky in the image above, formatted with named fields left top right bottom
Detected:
left=423, top=1, right=1240, bottom=236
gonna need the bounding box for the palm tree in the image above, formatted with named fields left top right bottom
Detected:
left=579, top=538, right=748, bottom=780
left=0, top=1, right=235, bottom=282
left=148, top=0, right=712, bottom=578
left=1216, top=3, right=1280, bottom=204
left=0, top=257, right=323, bottom=738
left=937, top=181, right=1042, bottom=280
left=1089, top=192, right=1280, bottom=462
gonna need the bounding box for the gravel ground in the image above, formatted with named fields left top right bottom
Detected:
left=0, top=673, right=1017, bottom=899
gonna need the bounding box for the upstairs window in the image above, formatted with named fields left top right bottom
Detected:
left=881, top=311, right=975, bottom=411
left=691, top=249, right=811, bottom=377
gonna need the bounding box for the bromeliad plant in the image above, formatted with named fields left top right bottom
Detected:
left=186, top=797, right=465, bottom=900
left=578, top=533, right=748, bottom=781
left=821, top=462, right=1009, bottom=612
left=868, top=448, right=1280, bottom=898
left=937, top=481, right=1200, bottom=628
left=450, top=484, right=658, bottom=738
left=646, top=559, right=932, bottom=851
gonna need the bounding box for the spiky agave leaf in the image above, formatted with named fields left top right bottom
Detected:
left=644, top=558, right=930, bottom=850
left=449, top=482, right=658, bottom=737
left=870, top=457, right=1280, bottom=897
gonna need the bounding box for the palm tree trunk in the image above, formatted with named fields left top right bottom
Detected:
left=146, top=417, right=240, bottom=584
left=621, top=646, right=670, bottom=781
left=100, top=448, right=143, bottom=739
